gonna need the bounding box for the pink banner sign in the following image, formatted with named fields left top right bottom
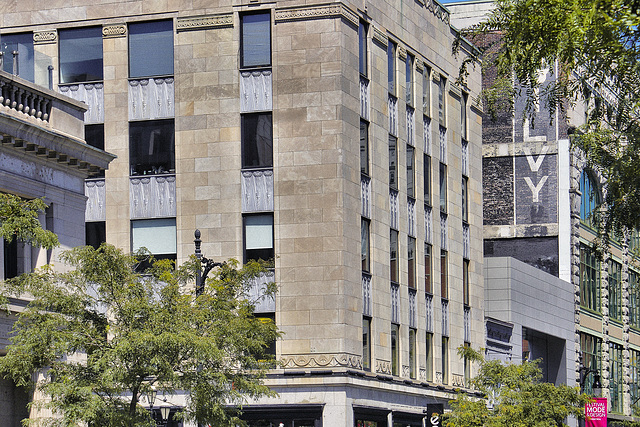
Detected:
left=585, top=398, right=607, bottom=427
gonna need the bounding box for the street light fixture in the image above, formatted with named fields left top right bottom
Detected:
left=160, top=406, right=171, bottom=425
left=193, top=229, right=223, bottom=297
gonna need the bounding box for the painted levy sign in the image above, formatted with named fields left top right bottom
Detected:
left=585, top=398, right=607, bottom=427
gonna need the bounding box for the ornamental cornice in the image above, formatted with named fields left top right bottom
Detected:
left=372, top=26, right=387, bottom=46
left=425, top=0, right=450, bottom=24
left=102, top=24, right=126, bottom=38
left=33, top=30, right=57, bottom=45
left=176, top=13, right=233, bottom=32
left=275, top=2, right=358, bottom=27
left=280, top=353, right=362, bottom=369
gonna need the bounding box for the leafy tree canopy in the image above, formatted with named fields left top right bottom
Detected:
left=443, top=347, right=589, bottom=427
left=456, top=0, right=640, bottom=235
left=0, top=244, right=278, bottom=427
left=0, top=194, right=58, bottom=250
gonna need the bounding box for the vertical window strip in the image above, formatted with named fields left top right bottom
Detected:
left=409, top=288, right=417, bottom=328
left=609, top=342, right=623, bottom=413
left=608, top=260, right=622, bottom=321
left=425, top=293, right=433, bottom=333
left=391, top=283, right=400, bottom=324
left=580, top=244, right=600, bottom=312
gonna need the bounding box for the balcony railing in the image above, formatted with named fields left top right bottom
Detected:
left=390, top=190, right=399, bottom=230
left=240, top=70, right=272, bottom=113
left=425, top=294, right=434, bottom=333
left=360, top=76, right=370, bottom=120
left=362, top=273, right=372, bottom=316
left=1, top=75, right=53, bottom=122
left=361, top=175, right=371, bottom=218
left=85, top=178, right=106, bottom=221
left=59, top=82, right=104, bottom=124
left=241, top=169, right=274, bottom=212
left=389, top=96, right=398, bottom=136
left=130, top=174, right=176, bottom=219
left=129, top=77, right=175, bottom=120
left=248, top=270, right=275, bottom=313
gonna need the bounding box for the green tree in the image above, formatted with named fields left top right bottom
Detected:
left=0, top=244, right=278, bottom=427
left=443, top=347, right=589, bottom=427
left=455, top=0, right=640, bottom=235
left=0, top=193, right=58, bottom=250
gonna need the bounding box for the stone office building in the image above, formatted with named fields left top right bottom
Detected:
left=1, top=0, right=483, bottom=424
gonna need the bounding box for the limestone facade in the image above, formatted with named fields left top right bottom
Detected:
left=1, top=0, right=483, bottom=424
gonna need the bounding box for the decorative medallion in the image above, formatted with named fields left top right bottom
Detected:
left=102, top=24, right=127, bottom=38
left=33, top=30, right=57, bottom=45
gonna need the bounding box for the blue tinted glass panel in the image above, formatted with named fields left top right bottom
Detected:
left=241, top=12, right=271, bottom=68
left=1, top=33, right=34, bottom=82
left=59, top=27, right=103, bottom=83
left=129, top=20, right=174, bottom=78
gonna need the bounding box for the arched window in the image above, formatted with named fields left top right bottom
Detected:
left=580, top=170, right=601, bottom=229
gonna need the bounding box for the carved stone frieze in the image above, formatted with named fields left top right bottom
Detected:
left=281, top=353, right=362, bottom=369
left=451, top=374, right=465, bottom=388
left=275, top=3, right=358, bottom=27
left=177, top=14, right=233, bottom=32
left=33, top=30, right=57, bottom=45
left=398, top=46, right=407, bottom=60
left=402, top=365, right=410, bottom=378
left=372, top=26, right=387, bottom=46
left=375, top=359, right=391, bottom=375
left=419, top=367, right=427, bottom=381
left=102, top=24, right=126, bottom=38
left=425, top=0, right=450, bottom=24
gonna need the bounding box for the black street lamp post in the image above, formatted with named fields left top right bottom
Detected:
left=194, top=229, right=223, bottom=296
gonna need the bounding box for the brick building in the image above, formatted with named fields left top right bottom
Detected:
left=1, top=0, right=483, bottom=424
left=450, top=1, right=640, bottom=422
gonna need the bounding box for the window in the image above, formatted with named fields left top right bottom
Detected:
left=580, top=333, right=602, bottom=395
left=86, top=124, right=105, bottom=177
left=59, top=27, right=103, bottom=83
left=359, top=21, right=368, bottom=78
left=1, top=33, right=34, bottom=82
left=131, top=218, right=177, bottom=262
left=242, top=113, right=273, bottom=169
left=408, top=237, right=416, bottom=289
left=241, top=12, right=271, bottom=68
left=257, top=313, right=276, bottom=358
left=425, top=332, right=433, bottom=381
left=580, top=244, right=600, bottom=312
left=406, top=53, right=414, bottom=106
left=389, top=135, right=398, bottom=189
left=407, top=145, right=415, bottom=198
left=361, top=219, right=370, bottom=273
left=425, top=243, right=432, bottom=294
left=363, top=317, right=371, bottom=371
left=462, top=176, right=468, bottom=223
left=440, top=249, right=448, bottom=299
left=387, top=41, right=396, bottom=95
left=441, top=336, right=449, bottom=385
left=360, top=120, right=369, bottom=175
left=424, top=154, right=431, bottom=206
left=631, top=349, right=640, bottom=414
left=409, top=328, right=416, bottom=379
left=463, top=259, right=470, bottom=306
left=610, top=342, right=623, bottom=413
left=390, top=229, right=399, bottom=283
left=86, top=221, right=106, bottom=249
left=391, top=323, right=399, bottom=376
left=609, top=260, right=622, bottom=321
left=129, top=119, right=175, bottom=176
left=423, top=65, right=431, bottom=116
left=438, top=75, right=446, bottom=125
left=580, top=170, right=601, bottom=229
left=3, top=237, right=18, bottom=279
left=631, top=271, right=640, bottom=328
left=244, top=214, right=274, bottom=263
left=129, top=20, right=174, bottom=78
left=439, top=163, right=447, bottom=212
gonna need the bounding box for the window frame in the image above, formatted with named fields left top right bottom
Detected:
left=439, top=162, right=447, bottom=213
left=406, top=52, right=414, bottom=106
left=391, top=322, right=399, bottom=376
left=128, top=20, right=174, bottom=79
left=243, top=213, right=275, bottom=264
left=359, top=21, right=368, bottom=78
left=425, top=242, right=432, bottom=294
left=387, top=40, right=397, bottom=96
left=241, top=112, right=273, bottom=169
left=58, top=26, right=104, bottom=84
left=360, top=120, right=369, bottom=176
left=408, top=236, right=416, bottom=289
left=389, top=135, right=398, bottom=190
left=440, top=249, right=448, bottom=299
left=1, top=33, right=35, bottom=83
left=240, top=11, right=272, bottom=69
left=129, top=118, right=175, bottom=176
left=361, top=218, right=371, bottom=273
left=407, top=144, right=415, bottom=199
